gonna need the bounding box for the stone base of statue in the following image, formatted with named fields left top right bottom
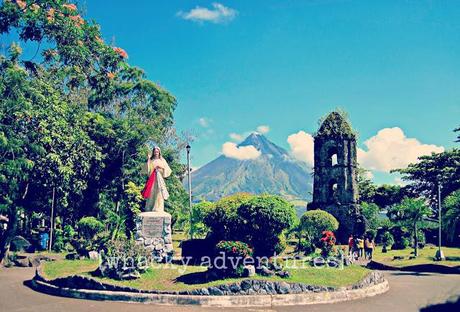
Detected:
left=135, top=211, right=174, bottom=263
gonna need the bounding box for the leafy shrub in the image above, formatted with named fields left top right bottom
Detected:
left=77, top=217, right=104, bottom=240
left=204, top=193, right=252, bottom=239
left=123, top=181, right=143, bottom=235
left=216, top=240, right=253, bottom=258
left=301, top=210, right=339, bottom=242
left=64, top=224, right=76, bottom=241
left=392, top=237, right=410, bottom=250
left=215, top=240, right=253, bottom=277
left=204, top=194, right=296, bottom=257
left=415, top=229, right=426, bottom=249
left=97, top=238, right=149, bottom=280
left=391, top=226, right=411, bottom=250
left=52, top=228, right=65, bottom=252
left=190, top=201, right=214, bottom=238
left=297, top=239, right=315, bottom=255
left=53, top=224, right=76, bottom=252
left=319, top=231, right=336, bottom=257
left=274, top=233, right=288, bottom=255
left=71, top=217, right=107, bottom=255
left=381, top=231, right=394, bottom=251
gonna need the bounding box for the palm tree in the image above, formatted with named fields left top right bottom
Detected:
left=388, top=198, right=431, bottom=257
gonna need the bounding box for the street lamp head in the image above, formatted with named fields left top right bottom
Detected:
left=186, top=144, right=191, bottom=153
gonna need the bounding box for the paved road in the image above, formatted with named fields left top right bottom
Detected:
left=1, top=267, right=459, bottom=312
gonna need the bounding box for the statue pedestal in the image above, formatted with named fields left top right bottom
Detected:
left=135, top=211, right=174, bottom=262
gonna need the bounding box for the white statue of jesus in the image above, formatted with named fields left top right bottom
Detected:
left=141, top=146, right=172, bottom=212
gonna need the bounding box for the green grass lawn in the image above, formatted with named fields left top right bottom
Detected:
left=41, top=259, right=369, bottom=291
left=42, top=259, right=100, bottom=279
left=372, top=245, right=460, bottom=267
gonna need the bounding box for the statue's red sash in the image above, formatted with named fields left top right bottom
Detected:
left=141, top=169, right=156, bottom=199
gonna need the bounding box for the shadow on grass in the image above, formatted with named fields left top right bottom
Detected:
left=174, top=270, right=222, bottom=285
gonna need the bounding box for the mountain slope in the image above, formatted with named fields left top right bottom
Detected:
left=190, top=133, right=312, bottom=202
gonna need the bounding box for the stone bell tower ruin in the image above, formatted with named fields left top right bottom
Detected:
left=308, top=111, right=363, bottom=242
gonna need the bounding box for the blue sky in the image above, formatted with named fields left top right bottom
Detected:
left=75, top=1, right=460, bottom=183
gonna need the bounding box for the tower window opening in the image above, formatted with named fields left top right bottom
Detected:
left=326, top=146, right=338, bottom=167
left=328, top=180, right=339, bottom=201
left=331, top=153, right=338, bottom=166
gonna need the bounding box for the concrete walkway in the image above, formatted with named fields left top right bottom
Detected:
left=1, top=267, right=459, bottom=312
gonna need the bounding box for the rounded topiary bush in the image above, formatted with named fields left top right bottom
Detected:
left=204, top=193, right=297, bottom=257
left=72, top=216, right=106, bottom=255
left=301, top=210, right=339, bottom=242
left=77, top=216, right=104, bottom=240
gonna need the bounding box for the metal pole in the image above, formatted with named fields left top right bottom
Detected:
left=438, top=183, right=441, bottom=255
left=435, top=181, right=445, bottom=260
left=187, top=146, right=193, bottom=239
left=49, top=187, right=55, bottom=252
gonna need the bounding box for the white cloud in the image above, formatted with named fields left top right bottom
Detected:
left=222, top=142, right=261, bottom=160
left=198, top=117, right=211, bottom=128
left=358, top=127, right=444, bottom=172
left=229, top=133, right=244, bottom=141
left=177, top=3, right=237, bottom=24
left=393, top=176, right=408, bottom=186
left=256, top=125, right=270, bottom=134
left=364, top=170, right=374, bottom=179
left=287, top=131, right=314, bottom=167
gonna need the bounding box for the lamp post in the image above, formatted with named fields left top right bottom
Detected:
left=186, top=144, right=193, bottom=240
left=49, top=187, right=55, bottom=252
left=435, top=179, right=445, bottom=261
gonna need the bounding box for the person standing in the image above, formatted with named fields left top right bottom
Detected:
left=365, top=237, right=371, bottom=259
left=357, top=237, right=364, bottom=259
left=348, top=235, right=355, bottom=257
left=368, top=238, right=375, bottom=260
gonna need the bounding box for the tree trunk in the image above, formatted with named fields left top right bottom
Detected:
left=0, top=210, right=18, bottom=265
left=414, top=222, right=418, bottom=257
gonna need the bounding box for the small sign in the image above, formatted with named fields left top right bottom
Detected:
left=142, top=217, right=164, bottom=238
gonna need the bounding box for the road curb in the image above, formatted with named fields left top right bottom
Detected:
left=29, top=275, right=389, bottom=307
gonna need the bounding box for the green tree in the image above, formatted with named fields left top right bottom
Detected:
left=358, top=167, right=409, bottom=208
left=357, top=167, right=376, bottom=203
left=388, top=198, right=432, bottom=257
left=442, top=189, right=460, bottom=245
left=360, top=202, right=380, bottom=231
left=393, top=149, right=460, bottom=206
left=0, top=1, right=186, bottom=262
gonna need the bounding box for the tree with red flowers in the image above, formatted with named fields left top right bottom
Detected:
left=0, top=1, right=187, bottom=263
